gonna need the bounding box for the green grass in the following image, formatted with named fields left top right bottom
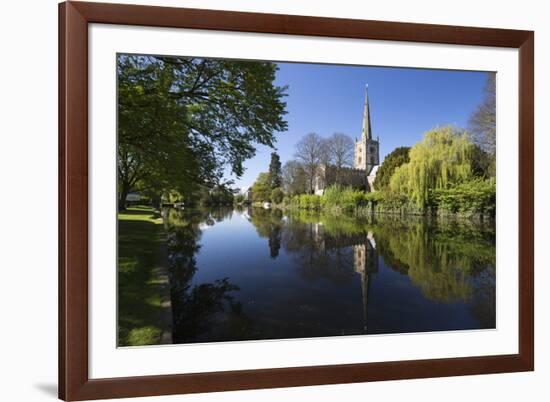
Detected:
left=118, top=206, right=166, bottom=346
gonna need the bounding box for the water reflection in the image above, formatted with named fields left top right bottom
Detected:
left=163, top=208, right=259, bottom=343
left=164, top=207, right=495, bottom=343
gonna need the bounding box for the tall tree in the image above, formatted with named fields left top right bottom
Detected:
left=117, top=56, right=198, bottom=209
left=326, top=133, right=354, bottom=177
left=294, top=133, right=327, bottom=194
left=117, top=55, right=288, bottom=209
left=268, top=152, right=282, bottom=189
left=373, top=146, right=410, bottom=191
left=389, top=127, right=479, bottom=209
left=469, top=73, right=496, bottom=156
left=251, top=172, right=272, bottom=202
left=282, top=160, right=307, bottom=195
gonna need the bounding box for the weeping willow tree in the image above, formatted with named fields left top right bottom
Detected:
left=389, top=126, right=477, bottom=209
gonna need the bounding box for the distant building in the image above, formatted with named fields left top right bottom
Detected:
left=314, top=85, right=380, bottom=194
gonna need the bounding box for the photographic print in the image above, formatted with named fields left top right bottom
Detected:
left=117, top=54, right=496, bottom=347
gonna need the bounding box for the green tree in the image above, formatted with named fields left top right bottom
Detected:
left=117, top=55, right=288, bottom=209
left=268, top=152, right=282, bottom=189
left=389, top=127, right=479, bottom=209
left=118, top=56, right=198, bottom=209
left=373, top=146, right=410, bottom=191
left=251, top=172, right=272, bottom=202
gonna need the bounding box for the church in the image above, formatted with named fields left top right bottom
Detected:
left=314, top=85, right=380, bottom=195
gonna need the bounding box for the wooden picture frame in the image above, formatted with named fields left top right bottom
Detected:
left=59, top=1, right=534, bottom=400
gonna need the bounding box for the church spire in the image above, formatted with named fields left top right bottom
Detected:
left=361, top=84, right=372, bottom=140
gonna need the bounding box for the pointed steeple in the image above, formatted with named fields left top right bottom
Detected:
left=361, top=84, right=372, bottom=140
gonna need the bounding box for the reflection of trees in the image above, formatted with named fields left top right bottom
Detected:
left=210, top=207, right=233, bottom=223
left=163, top=207, right=258, bottom=343
left=280, top=212, right=363, bottom=283
left=370, top=217, right=495, bottom=328
left=249, top=208, right=284, bottom=258
left=374, top=219, right=495, bottom=305
left=283, top=212, right=495, bottom=327
left=167, top=206, right=496, bottom=341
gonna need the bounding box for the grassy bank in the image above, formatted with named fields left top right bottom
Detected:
left=118, top=206, right=167, bottom=346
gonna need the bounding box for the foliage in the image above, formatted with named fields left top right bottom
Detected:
left=118, top=56, right=197, bottom=209
left=389, top=127, right=480, bottom=209
left=127, top=326, right=162, bottom=346
left=320, top=184, right=368, bottom=211
left=373, top=146, right=410, bottom=191
left=268, top=152, right=283, bottom=188
left=251, top=172, right=272, bottom=202
left=270, top=187, right=284, bottom=204
left=298, top=194, right=321, bottom=210
left=197, top=185, right=235, bottom=207
left=431, top=178, right=495, bottom=216
left=117, top=54, right=288, bottom=208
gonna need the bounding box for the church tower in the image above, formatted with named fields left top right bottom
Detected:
left=354, top=85, right=380, bottom=175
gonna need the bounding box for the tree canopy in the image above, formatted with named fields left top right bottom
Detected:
left=117, top=54, right=288, bottom=208
left=389, top=127, right=480, bottom=209
left=268, top=152, right=282, bottom=189
left=251, top=172, right=272, bottom=203
left=373, top=146, right=410, bottom=191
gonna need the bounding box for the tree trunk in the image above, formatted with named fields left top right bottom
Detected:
left=152, top=194, right=162, bottom=211
left=118, top=185, right=130, bottom=211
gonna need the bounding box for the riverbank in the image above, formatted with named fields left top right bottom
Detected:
left=117, top=206, right=172, bottom=346
left=248, top=200, right=494, bottom=221
left=248, top=182, right=496, bottom=221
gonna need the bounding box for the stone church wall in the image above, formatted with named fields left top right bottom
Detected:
left=314, top=164, right=368, bottom=195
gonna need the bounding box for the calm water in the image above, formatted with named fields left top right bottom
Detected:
left=164, top=207, right=495, bottom=344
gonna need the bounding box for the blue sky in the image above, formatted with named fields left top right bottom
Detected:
left=228, top=62, right=490, bottom=191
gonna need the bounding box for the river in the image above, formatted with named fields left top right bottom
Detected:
left=163, top=207, right=495, bottom=344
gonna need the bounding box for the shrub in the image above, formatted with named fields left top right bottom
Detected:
left=299, top=194, right=321, bottom=210
left=321, top=184, right=368, bottom=211
left=431, top=178, right=495, bottom=216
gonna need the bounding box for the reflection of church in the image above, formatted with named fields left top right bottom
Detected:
left=353, top=232, right=378, bottom=331
left=314, top=85, right=380, bottom=194
left=310, top=222, right=379, bottom=330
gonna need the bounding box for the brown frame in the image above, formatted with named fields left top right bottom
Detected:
left=59, top=1, right=534, bottom=400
